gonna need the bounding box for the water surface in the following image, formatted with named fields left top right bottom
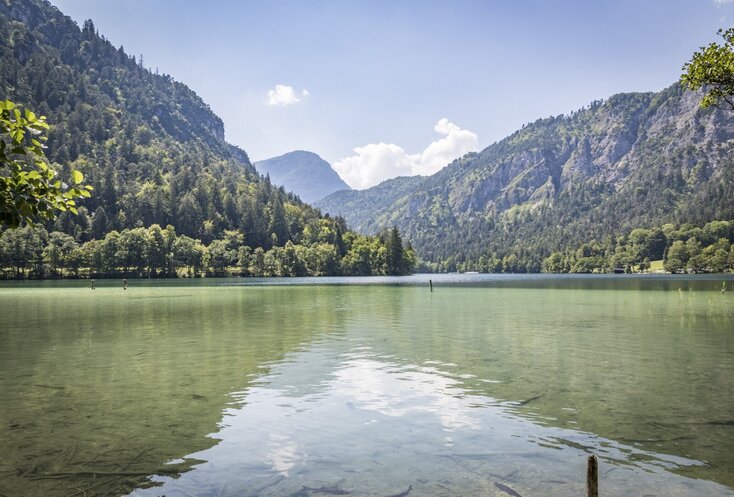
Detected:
left=1, top=274, right=733, bottom=497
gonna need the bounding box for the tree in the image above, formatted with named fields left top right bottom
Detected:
left=340, top=234, right=374, bottom=276
left=268, top=196, right=289, bottom=247
left=207, top=238, right=236, bottom=276
left=43, top=231, right=78, bottom=277
left=638, top=257, right=651, bottom=273
left=681, top=28, right=734, bottom=110
left=173, top=235, right=206, bottom=277
left=628, top=228, right=666, bottom=261
left=663, top=240, right=690, bottom=274
left=301, top=243, right=339, bottom=276
left=0, top=100, right=92, bottom=229
left=248, top=247, right=265, bottom=277
left=384, top=226, right=410, bottom=275
left=147, top=224, right=168, bottom=277
left=116, top=228, right=150, bottom=276
left=542, top=251, right=567, bottom=273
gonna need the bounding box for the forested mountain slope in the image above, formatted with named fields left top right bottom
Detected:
left=0, top=0, right=414, bottom=277
left=315, top=175, right=423, bottom=231
left=318, top=85, right=734, bottom=270
left=0, top=0, right=272, bottom=243
left=255, top=151, right=351, bottom=204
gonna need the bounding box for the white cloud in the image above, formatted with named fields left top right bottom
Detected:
left=266, top=84, right=308, bottom=106
left=713, top=0, right=733, bottom=5
left=333, top=143, right=416, bottom=191
left=334, top=118, right=478, bottom=190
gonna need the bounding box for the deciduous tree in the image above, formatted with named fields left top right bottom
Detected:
left=681, top=28, right=734, bottom=110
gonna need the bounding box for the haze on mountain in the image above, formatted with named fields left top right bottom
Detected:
left=255, top=151, right=350, bottom=204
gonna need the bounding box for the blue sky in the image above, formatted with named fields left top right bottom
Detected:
left=53, top=0, right=734, bottom=189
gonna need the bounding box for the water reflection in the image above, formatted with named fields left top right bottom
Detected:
left=0, top=286, right=346, bottom=497
left=129, top=343, right=732, bottom=497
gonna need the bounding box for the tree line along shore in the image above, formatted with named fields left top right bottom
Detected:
left=0, top=224, right=416, bottom=279
left=419, top=219, right=734, bottom=275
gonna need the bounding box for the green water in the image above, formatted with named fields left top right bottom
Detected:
left=0, top=275, right=733, bottom=497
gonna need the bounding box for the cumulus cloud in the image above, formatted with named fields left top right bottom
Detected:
left=334, top=118, right=478, bottom=190
left=267, top=84, right=308, bottom=106
left=714, top=0, right=733, bottom=5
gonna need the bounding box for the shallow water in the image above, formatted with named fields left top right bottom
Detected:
left=1, top=274, right=733, bottom=497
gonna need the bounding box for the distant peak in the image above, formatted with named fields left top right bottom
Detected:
left=263, top=150, right=322, bottom=161
left=254, top=150, right=351, bottom=204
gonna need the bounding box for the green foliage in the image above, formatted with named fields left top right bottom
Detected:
left=319, top=82, right=733, bottom=272
left=419, top=219, right=732, bottom=275
left=681, top=28, right=734, bottom=110
left=541, top=252, right=567, bottom=273
left=0, top=0, right=419, bottom=278
left=664, top=240, right=688, bottom=273
left=384, top=226, right=405, bottom=276
left=0, top=223, right=416, bottom=279
left=0, top=100, right=91, bottom=228
left=538, top=219, right=734, bottom=275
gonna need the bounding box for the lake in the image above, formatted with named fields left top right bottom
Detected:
left=1, top=274, right=733, bottom=497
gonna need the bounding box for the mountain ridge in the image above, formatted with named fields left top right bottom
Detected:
left=317, top=83, right=734, bottom=270
left=255, top=150, right=350, bottom=204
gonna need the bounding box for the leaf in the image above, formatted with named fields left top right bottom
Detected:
left=71, top=170, right=84, bottom=184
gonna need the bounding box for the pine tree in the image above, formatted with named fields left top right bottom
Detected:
left=268, top=196, right=289, bottom=247
left=385, top=226, right=404, bottom=275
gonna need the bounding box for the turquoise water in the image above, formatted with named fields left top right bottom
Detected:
left=1, top=274, right=733, bottom=497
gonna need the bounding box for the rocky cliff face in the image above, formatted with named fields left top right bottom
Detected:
left=0, top=0, right=230, bottom=154
left=318, top=84, right=734, bottom=263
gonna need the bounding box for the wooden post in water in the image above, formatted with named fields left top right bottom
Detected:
left=587, top=455, right=598, bottom=497
left=429, top=279, right=433, bottom=292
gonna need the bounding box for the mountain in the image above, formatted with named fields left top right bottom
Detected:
left=0, top=0, right=266, bottom=244
left=315, top=175, right=423, bottom=231
left=317, top=84, right=734, bottom=270
left=255, top=151, right=351, bottom=204
left=0, top=0, right=414, bottom=278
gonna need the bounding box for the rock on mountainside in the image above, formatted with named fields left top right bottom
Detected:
left=318, top=84, right=734, bottom=267
left=0, top=0, right=245, bottom=160
left=255, top=151, right=351, bottom=204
